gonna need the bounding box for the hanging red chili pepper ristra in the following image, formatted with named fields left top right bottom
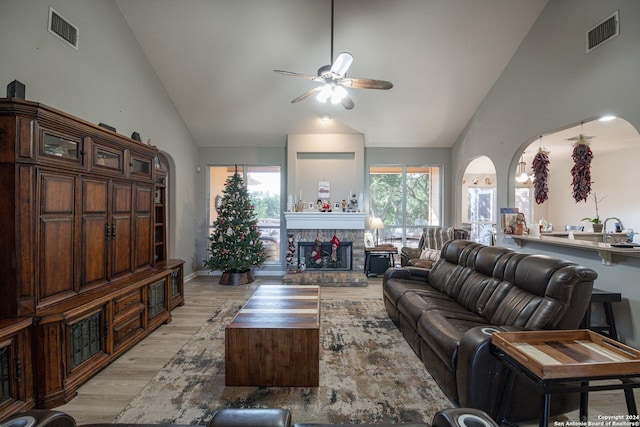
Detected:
left=532, top=148, right=550, bottom=204
left=571, top=134, right=593, bottom=203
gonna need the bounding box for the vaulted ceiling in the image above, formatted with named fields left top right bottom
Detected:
left=115, top=0, right=548, bottom=148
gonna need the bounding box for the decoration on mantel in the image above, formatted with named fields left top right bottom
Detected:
left=204, top=167, right=267, bottom=285
left=532, top=136, right=550, bottom=204
left=569, top=126, right=594, bottom=203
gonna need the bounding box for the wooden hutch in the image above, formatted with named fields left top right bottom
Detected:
left=0, top=98, right=184, bottom=417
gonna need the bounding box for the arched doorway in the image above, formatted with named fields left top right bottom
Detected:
left=461, top=156, right=497, bottom=245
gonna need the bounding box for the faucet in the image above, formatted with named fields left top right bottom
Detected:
left=602, top=217, right=624, bottom=242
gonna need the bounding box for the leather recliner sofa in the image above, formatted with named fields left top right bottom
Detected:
left=383, top=240, right=597, bottom=422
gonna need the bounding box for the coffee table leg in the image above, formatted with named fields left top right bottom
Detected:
left=624, top=387, right=638, bottom=416
left=580, top=381, right=589, bottom=421
left=496, top=369, right=516, bottom=425
left=540, top=393, right=551, bottom=427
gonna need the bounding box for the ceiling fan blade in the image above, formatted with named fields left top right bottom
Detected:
left=341, top=95, right=354, bottom=110
left=341, top=77, right=393, bottom=90
left=330, top=52, right=353, bottom=78
left=291, top=86, right=323, bottom=104
left=274, top=70, right=323, bottom=82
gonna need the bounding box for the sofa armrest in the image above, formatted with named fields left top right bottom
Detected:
left=383, top=266, right=430, bottom=282
left=208, top=409, right=291, bottom=427
left=0, top=410, right=76, bottom=427
left=432, top=408, right=498, bottom=427
left=401, top=247, right=422, bottom=266
left=456, top=326, right=523, bottom=418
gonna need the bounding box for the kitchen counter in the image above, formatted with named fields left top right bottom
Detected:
left=538, top=231, right=627, bottom=243
left=509, top=234, right=639, bottom=265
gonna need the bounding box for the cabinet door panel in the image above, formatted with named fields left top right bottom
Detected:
left=135, top=184, right=153, bottom=269
left=81, top=217, right=108, bottom=287
left=135, top=214, right=152, bottom=269
left=110, top=184, right=133, bottom=278
left=81, top=179, right=108, bottom=288
left=39, top=218, right=75, bottom=299
left=111, top=214, right=132, bottom=277
left=38, top=172, right=76, bottom=303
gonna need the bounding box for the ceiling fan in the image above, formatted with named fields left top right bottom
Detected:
left=274, top=0, right=393, bottom=110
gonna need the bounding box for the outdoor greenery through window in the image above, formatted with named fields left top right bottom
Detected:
left=209, top=166, right=281, bottom=264
left=369, top=165, right=441, bottom=249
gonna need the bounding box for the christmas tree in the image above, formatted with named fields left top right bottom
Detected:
left=204, top=168, right=268, bottom=282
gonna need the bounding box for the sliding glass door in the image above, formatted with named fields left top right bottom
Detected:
left=369, top=165, right=441, bottom=249
left=208, top=165, right=281, bottom=265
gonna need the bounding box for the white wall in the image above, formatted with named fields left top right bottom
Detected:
left=0, top=0, right=199, bottom=274
left=453, top=0, right=640, bottom=346
left=544, top=145, right=640, bottom=233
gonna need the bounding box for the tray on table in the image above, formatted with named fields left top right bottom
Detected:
left=492, top=329, right=640, bottom=379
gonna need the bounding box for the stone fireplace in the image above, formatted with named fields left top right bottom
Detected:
left=283, top=212, right=367, bottom=286
left=284, top=134, right=367, bottom=286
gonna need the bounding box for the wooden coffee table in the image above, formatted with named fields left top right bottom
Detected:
left=225, top=285, right=320, bottom=387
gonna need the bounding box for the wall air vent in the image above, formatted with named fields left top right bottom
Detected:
left=586, top=11, right=619, bottom=53
left=48, top=7, right=79, bottom=50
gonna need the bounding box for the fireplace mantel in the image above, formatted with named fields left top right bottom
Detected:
left=285, top=212, right=367, bottom=230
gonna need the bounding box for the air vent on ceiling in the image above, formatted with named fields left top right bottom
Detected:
left=586, top=11, right=618, bottom=53
left=48, top=7, right=79, bottom=50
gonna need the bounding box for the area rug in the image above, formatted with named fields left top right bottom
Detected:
left=115, top=298, right=453, bottom=425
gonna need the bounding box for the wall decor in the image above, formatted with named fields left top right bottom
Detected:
left=318, top=181, right=330, bottom=198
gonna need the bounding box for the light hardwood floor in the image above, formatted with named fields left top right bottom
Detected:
left=54, top=275, right=636, bottom=425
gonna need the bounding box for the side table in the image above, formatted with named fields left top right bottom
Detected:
left=365, top=245, right=398, bottom=277
left=491, top=329, right=640, bottom=427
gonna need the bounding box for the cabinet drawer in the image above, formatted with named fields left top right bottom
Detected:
left=113, top=289, right=143, bottom=317
left=113, top=312, right=144, bottom=351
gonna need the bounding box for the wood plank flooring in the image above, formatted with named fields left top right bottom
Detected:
left=53, top=275, right=636, bottom=425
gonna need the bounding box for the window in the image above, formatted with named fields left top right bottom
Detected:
left=369, top=165, right=441, bottom=249
left=515, top=187, right=533, bottom=226
left=466, top=187, right=496, bottom=245
left=208, top=166, right=281, bottom=265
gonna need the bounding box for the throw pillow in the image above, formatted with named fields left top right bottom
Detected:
left=420, top=249, right=440, bottom=262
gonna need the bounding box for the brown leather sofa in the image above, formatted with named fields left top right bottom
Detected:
left=400, top=227, right=469, bottom=268
left=0, top=408, right=499, bottom=427
left=383, top=240, right=597, bottom=422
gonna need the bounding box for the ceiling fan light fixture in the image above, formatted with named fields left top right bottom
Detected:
left=331, top=85, right=348, bottom=104
left=316, top=84, right=332, bottom=103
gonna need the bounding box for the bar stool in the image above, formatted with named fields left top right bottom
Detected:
left=581, top=288, right=622, bottom=340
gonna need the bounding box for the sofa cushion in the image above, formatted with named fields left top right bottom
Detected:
left=416, top=309, right=488, bottom=370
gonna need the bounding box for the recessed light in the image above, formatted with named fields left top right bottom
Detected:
left=599, top=115, right=616, bottom=122
left=320, top=115, right=332, bottom=122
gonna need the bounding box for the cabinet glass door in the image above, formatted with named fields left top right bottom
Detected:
left=94, top=146, right=122, bottom=171
left=42, top=131, right=82, bottom=162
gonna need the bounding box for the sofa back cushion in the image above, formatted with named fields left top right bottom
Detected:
left=429, top=240, right=596, bottom=329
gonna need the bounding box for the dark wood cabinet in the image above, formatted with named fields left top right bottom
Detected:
left=0, top=98, right=184, bottom=416
left=0, top=318, right=34, bottom=416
